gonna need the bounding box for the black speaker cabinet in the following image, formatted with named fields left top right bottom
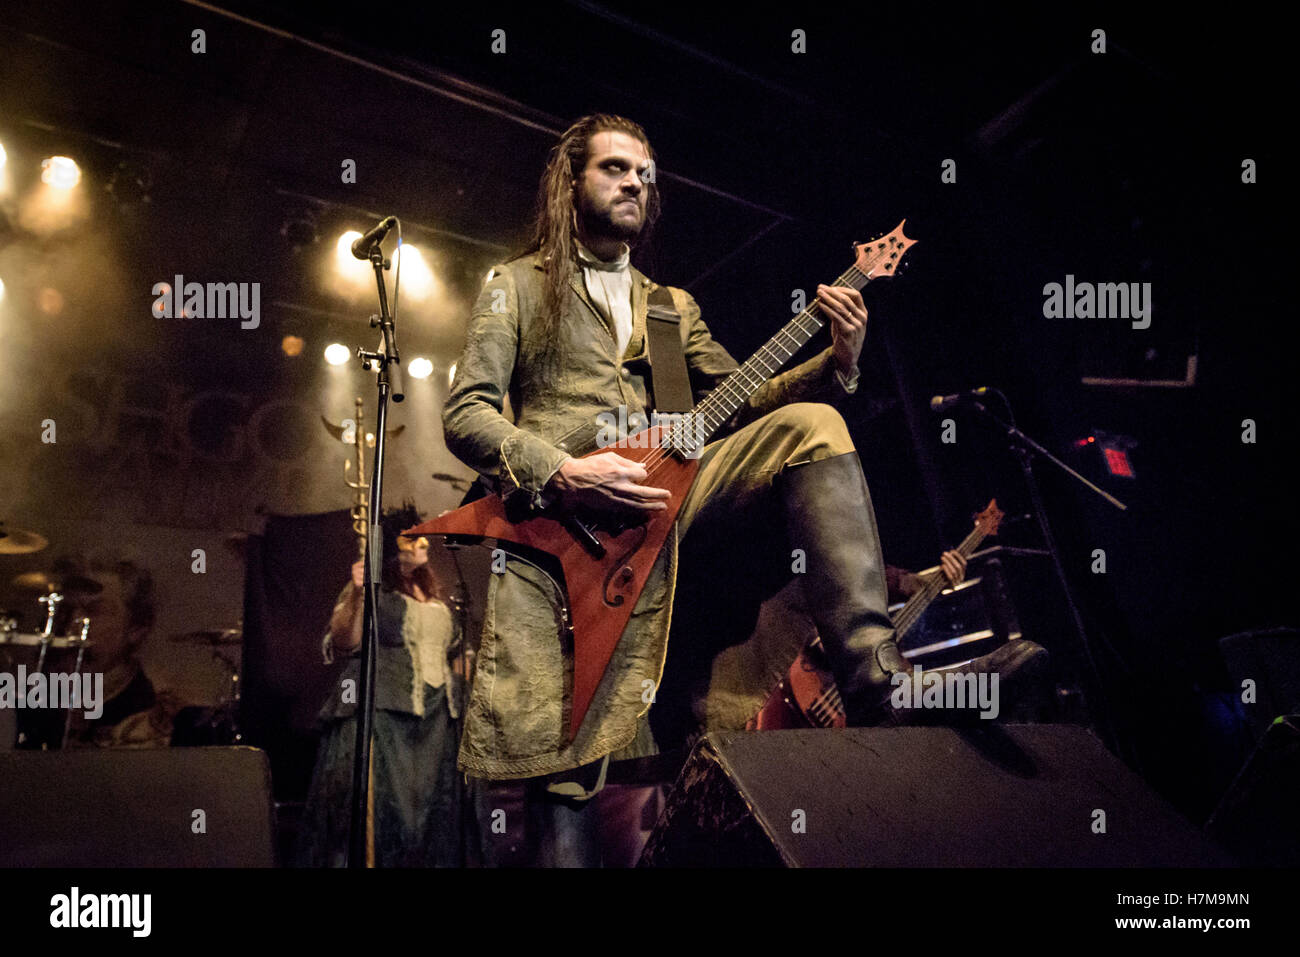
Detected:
left=640, top=725, right=1232, bottom=867
left=0, top=747, right=275, bottom=867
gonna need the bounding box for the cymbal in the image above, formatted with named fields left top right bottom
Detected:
left=170, top=628, right=243, bottom=646
left=430, top=472, right=472, bottom=490
left=9, top=571, right=103, bottom=595
left=0, top=527, right=49, bottom=555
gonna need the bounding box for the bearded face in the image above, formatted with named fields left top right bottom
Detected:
left=574, top=130, right=651, bottom=245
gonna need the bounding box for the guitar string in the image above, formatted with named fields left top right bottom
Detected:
left=637, top=262, right=867, bottom=473
left=636, top=261, right=875, bottom=479
left=893, top=528, right=982, bottom=634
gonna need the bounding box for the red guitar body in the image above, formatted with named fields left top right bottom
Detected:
left=405, top=425, right=699, bottom=740
left=748, top=641, right=846, bottom=730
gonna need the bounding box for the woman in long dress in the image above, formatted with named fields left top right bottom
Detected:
left=297, top=510, right=465, bottom=867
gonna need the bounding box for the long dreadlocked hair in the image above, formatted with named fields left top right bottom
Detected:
left=518, top=113, right=662, bottom=376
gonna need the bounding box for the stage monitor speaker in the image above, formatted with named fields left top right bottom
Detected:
left=640, top=725, right=1232, bottom=867
left=0, top=747, right=275, bottom=867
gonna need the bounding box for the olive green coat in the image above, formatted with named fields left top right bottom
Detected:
left=443, top=252, right=847, bottom=778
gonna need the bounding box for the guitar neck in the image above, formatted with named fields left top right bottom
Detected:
left=891, top=524, right=990, bottom=640
left=686, top=266, right=870, bottom=447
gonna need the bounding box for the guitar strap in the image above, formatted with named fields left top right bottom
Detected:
left=644, top=285, right=693, bottom=414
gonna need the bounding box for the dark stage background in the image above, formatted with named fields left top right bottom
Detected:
left=0, top=2, right=1291, bottom=821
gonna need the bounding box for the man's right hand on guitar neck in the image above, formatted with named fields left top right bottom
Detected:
left=546, top=452, right=672, bottom=515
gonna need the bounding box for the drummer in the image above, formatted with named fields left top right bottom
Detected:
left=51, top=556, right=181, bottom=748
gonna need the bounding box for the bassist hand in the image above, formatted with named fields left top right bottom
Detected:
left=939, top=550, right=966, bottom=586
left=547, top=452, right=671, bottom=516
left=817, top=284, right=867, bottom=375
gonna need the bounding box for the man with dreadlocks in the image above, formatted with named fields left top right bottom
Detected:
left=443, top=114, right=1047, bottom=865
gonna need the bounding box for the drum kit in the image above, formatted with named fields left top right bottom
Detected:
left=1, top=520, right=244, bottom=748
left=1, top=527, right=95, bottom=750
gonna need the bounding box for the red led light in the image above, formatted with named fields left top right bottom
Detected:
left=1102, top=447, right=1133, bottom=478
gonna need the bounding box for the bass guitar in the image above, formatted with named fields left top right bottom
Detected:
left=750, top=499, right=1006, bottom=729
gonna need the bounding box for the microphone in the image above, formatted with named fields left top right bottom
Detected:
left=351, top=216, right=398, bottom=260
left=929, top=387, right=990, bottom=412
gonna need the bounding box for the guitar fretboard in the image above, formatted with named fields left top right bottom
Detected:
left=892, top=523, right=990, bottom=639
left=670, top=267, right=870, bottom=452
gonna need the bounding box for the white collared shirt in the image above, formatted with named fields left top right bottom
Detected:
left=574, top=238, right=634, bottom=358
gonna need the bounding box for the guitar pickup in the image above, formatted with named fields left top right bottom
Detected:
left=563, top=515, right=607, bottom=559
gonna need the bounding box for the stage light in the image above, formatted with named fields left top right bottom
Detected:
left=407, top=357, right=433, bottom=380
left=0, top=142, right=7, bottom=169
left=324, top=342, right=351, bottom=365
left=330, top=229, right=373, bottom=294
left=281, top=335, right=304, bottom=357
left=37, top=288, right=64, bottom=316
left=0, top=277, right=5, bottom=303
left=336, top=230, right=362, bottom=260
left=393, top=242, right=435, bottom=301
left=41, top=156, right=81, bottom=190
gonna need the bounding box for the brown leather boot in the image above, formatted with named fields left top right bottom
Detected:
left=778, top=451, right=1048, bottom=726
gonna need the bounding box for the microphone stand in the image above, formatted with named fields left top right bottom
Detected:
left=968, top=393, right=1137, bottom=769
left=347, top=226, right=405, bottom=868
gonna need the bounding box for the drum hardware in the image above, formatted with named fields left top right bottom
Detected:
left=34, top=591, right=63, bottom=675
left=60, top=617, right=92, bottom=749
left=169, top=628, right=243, bottom=646
left=0, top=524, right=49, bottom=555
left=431, top=471, right=473, bottom=492
left=0, top=623, right=94, bottom=749
left=169, top=625, right=244, bottom=743
left=11, top=571, right=102, bottom=594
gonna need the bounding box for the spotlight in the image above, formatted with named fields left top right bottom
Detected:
left=324, top=342, right=351, bottom=366
left=0, top=277, right=5, bottom=303
left=0, top=142, right=6, bottom=168
left=281, top=335, right=305, bottom=357
left=37, top=288, right=64, bottom=316
left=336, top=231, right=362, bottom=262
left=331, top=230, right=372, bottom=292
left=393, top=242, right=435, bottom=301
left=407, top=357, right=433, bottom=380
left=41, top=156, right=81, bottom=190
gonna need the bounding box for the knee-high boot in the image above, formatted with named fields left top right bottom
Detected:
left=778, top=450, right=1048, bottom=726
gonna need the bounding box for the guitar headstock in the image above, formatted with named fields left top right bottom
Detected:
left=852, top=220, right=917, bottom=281
left=973, top=499, right=1005, bottom=537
